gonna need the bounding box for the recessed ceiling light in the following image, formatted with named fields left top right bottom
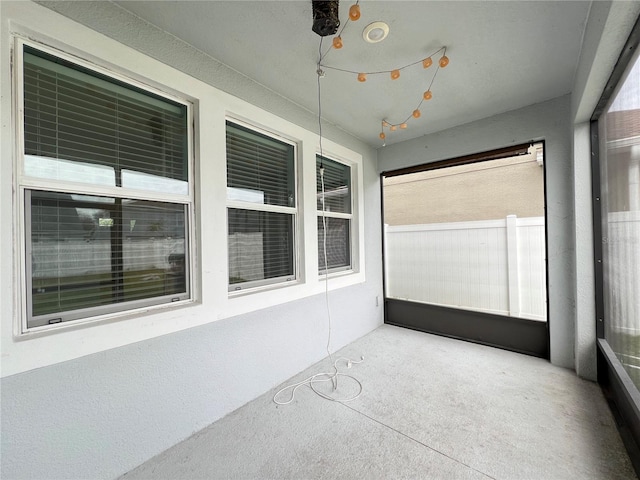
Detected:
left=363, top=21, right=389, bottom=43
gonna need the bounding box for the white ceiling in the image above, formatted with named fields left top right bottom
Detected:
left=115, top=1, right=591, bottom=147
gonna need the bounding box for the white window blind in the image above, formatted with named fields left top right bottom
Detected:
left=22, top=44, right=191, bottom=328
left=226, top=121, right=296, bottom=290
left=317, top=156, right=352, bottom=272
left=23, top=46, right=188, bottom=193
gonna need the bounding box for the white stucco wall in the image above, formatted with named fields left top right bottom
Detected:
left=0, top=2, right=383, bottom=479
left=378, top=96, right=576, bottom=369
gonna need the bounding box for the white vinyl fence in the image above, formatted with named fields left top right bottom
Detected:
left=385, top=215, right=547, bottom=321
left=605, top=210, right=640, bottom=336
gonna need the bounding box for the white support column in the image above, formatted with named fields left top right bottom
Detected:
left=506, top=215, right=520, bottom=317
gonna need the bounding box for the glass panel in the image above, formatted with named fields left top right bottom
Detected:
left=317, top=216, right=351, bottom=271
left=23, top=46, right=188, bottom=193
left=317, top=156, right=351, bottom=213
left=29, top=190, right=187, bottom=322
left=228, top=208, right=294, bottom=286
left=226, top=122, right=295, bottom=207
left=599, top=52, right=640, bottom=389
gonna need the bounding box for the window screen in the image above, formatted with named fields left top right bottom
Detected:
left=317, top=156, right=352, bottom=272
left=23, top=46, right=188, bottom=194
left=598, top=51, right=640, bottom=390
left=226, top=122, right=296, bottom=290
left=21, top=44, right=191, bottom=328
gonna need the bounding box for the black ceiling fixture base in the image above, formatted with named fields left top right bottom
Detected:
left=312, top=0, right=340, bottom=37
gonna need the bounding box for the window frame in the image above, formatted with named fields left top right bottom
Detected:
left=316, top=154, right=354, bottom=275
left=14, top=37, right=196, bottom=334
left=225, top=117, right=300, bottom=293
left=590, top=13, right=640, bottom=472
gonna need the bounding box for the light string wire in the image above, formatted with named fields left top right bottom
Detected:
left=392, top=58, right=442, bottom=127
left=273, top=35, right=364, bottom=406
left=319, top=0, right=360, bottom=63
left=316, top=3, right=448, bottom=136
left=321, top=46, right=446, bottom=76
left=321, top=46, right=447, bottom=131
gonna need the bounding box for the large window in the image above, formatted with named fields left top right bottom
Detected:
left=317, top=156, right=352, bottom=273
left=20, top=43, right=192, bottom=329
left=226, top=121, right=297, bottom=290
left=597, top=49, right=640, bottom=389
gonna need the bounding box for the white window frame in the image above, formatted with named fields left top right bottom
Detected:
left=317, top=155, right=354, bottom=275
left=14, top=37, right=196, bottom=334
left=225, top=117, right=299, bottom=293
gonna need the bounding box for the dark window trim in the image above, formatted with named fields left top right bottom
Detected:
left=590, top=12, right=640, bottom=476
left=382, top=142, right=532, bottom=178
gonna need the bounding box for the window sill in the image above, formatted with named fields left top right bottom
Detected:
left=16, top=298, right=197, bottom=340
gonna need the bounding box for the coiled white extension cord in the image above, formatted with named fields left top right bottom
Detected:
left=273, top=37, right=364, bottom=405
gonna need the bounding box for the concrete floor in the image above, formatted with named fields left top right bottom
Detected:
left=122, top=325, right=636, bottom=479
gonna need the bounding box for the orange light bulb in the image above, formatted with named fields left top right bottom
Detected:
left=349, top=4, right=361, bottom=21
left=439, top=55, right=449, bottom=68
left=333, top=36, right=343, bottom=49
left=379, top=132, right=386, bottom=140
left=390, top=125, right=397, bottom=131
left=400, top=123, right=408, bottom=129
left=423, top=90, right=433, bottom=100
left=422, top=57, right=433, bottom=69
left=390, top=69, right=400, bottom=80
left=412, top=109, right=421, bottom=118
left=357, top=73, right=367, bottom=82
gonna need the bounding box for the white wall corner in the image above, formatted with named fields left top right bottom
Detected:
left=573, top=122, right=597, bottom=380
left=572, top=1, right=640, bottom=123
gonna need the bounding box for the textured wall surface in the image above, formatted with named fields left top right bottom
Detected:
left=1, top=2, right=383, bottom=479
left=573, top=123, right=597, bottom=380
left=384, top=153, right=545, bottom=225
left=378, top=96, right=576, bottom=369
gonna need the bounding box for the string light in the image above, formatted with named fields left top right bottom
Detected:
left=349, top=4, right=361, bottom=21
left=317, top=2, right=450, bottom=143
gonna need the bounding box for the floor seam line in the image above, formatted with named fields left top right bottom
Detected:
left=340, top=403, right=497, bottom=480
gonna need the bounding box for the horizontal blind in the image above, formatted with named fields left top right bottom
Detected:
left=317, top=217, right=351, bottom=270
left=317, top=156, right=351, bottom=213
left=23, top=46, right=188, bottom=187
left=226, top=122, right=295, bottom=207
left=228, top=208, right=294, bottom=285
left=29, top=190, right=188, bottom=324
